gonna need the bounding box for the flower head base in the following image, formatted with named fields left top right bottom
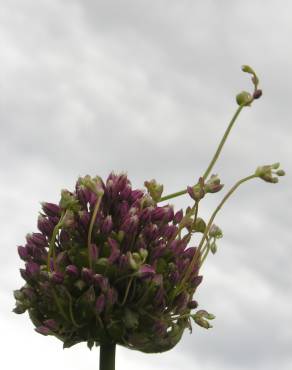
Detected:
left=14, top=173, right=205, bottom=352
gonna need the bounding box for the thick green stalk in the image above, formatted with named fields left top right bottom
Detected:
left=99, top=343, right=116, bottom=370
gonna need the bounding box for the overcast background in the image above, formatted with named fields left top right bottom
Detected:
left=1, top=1, right=291, bottom=369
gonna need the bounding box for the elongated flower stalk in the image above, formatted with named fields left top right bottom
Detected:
left=13, top=66, right=285, bottom=370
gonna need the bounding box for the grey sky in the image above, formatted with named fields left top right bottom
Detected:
left=1, top=1, right=291, bottom=370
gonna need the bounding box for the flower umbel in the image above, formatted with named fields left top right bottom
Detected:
left=14, top=173, right=204, bottom=352
left=13, top=66, right=285, bottom=365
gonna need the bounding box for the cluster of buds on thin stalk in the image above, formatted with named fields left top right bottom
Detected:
left=13, top=66, right=285, bottom=355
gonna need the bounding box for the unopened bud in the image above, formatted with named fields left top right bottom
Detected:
left=144, top=179, right=164, bottom=202
left=193, top=218, right=206, bottom=233
left=276, top=169, right=285, bottom=176
left=209, top=224, right=223, bottom=239
left=210, top=241, right=218, bottom=254
left=253, top=89, right=262, bottom=99
left=241, top=65, right=255, bottom=74
left=236, top=91, right=252, bottom=106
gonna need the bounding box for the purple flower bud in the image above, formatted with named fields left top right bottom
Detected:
left=151, top=207, right=167, bottom=222
left=174, top=291, right=190, bottom=313
left=107, top=287, right=118, bottom=307
left=118, top=254, right=128, bottom=270
left=20, top=268, right=28, bottom=281
left=37, top=216, right=54, bottom=237
left=35, top=326, right=51, bottom=336
left=183, top=247, right=197, bottom=259
left=140, top=207, right=153, bottom=223
left=108, top=238, right=120, bottom=264
left=162, top=225, right=177, bottom=239
left=116, top=173, right=129, bottom=192
left=150, top=242, right=166, bottom=261
left=143, top=223, right=159, bottom=241
left=59, top=229, right=70, bottom=244
left=95, top=294, right=105, bottom=314
left=66, top=264, right=79, bottom=278
left=51, top=271, right=64, bottom=284
left=154, top=287, right=165, bottom=307
left=188, top=300, right=198, bottom=309
left=191, top=275, right=203, bottom=287
left=169, top=239, right=182, bottom=255
left=18, top=246, right=29, bottom=261
left=89, top=243, right=98, bottom=261
left=23, top=287, right=36, bottom=301
left=26, top=233, right=47, bottom=248
left=56, top=251, right=68, bottom=266
left=93, top=274, right=109, bottom=292
left=43, top=319, right=59, bottom=331
left=41, top=202, right=60, bottom=217
left=89, top=192, right=98, bottom=208
left=164, top=206, right=174, bottom=222
left=81, top=268, right=94, bottom=284
left=82, top=286, right=96, bottom=305
left=173, top=209, right=183, bottom=224
left=32, top=246, right=46, bottom=263
left=25, top=261, right=40, bottom=278
left=120, top=184, right=132, bottom=200
left=169, top=270, right=180, bottom=284
left=187, top=184, right=205, bottom=201
left=153, top=320, right=167, bottom=337
left=130, top=189, right=144, bottom=203
left=137, top=264, right=155, bottom=278
left=121, top=215, right=139, bottom=234
left=76, top=185, right=91, bottom=206
left=118, top=201, right=129, bottom=221
left=101, top=215, right=113, bottom=234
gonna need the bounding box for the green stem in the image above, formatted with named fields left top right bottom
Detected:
left=159, top=105, right=245, bottom=202
left=47, top=211, right=65, bottom=271
left=160, top=189, right=188, bottom=202
left=202, top=105, right=244, bottom=180
left=99, top=343, right=116, bottom=370
left=88, top=194, right=103, bottom=269
left=184, top=174, right=258, bottom=282
left=121, top=276, right=134, bottom=306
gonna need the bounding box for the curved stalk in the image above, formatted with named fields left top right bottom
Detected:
left=183, top=174, right=258, bottom=283
left=159, top=105, right=245, bottom=202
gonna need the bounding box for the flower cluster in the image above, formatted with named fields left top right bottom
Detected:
left=14, top=173, right=210, bottom=352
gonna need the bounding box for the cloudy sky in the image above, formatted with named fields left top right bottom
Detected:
left=1, top=1, right=291, bottom=369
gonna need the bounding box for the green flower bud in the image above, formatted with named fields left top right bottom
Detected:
left=139, top=248, right=148, bottom=263
left=127, top=252, right=139, bottom=270
left=209, top=224, right=223, bottom=239
left=60, top=190, right=80, bottom=212
left=144, top=179, right=164, bottom=202
left=236, top=91, right=252, bottom=106
left=210, top=241, right=218, bottom=255
left=193, top=218, right=206, bottom=233
left=276, top=169, right=285, bottom=176
left=241, top=65, right=255, bottom=74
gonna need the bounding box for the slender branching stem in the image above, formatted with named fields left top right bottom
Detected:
left=159, top=105, right=245, bottom=202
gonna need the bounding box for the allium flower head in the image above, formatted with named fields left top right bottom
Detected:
left=13, top=172, right=206, bottom=352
